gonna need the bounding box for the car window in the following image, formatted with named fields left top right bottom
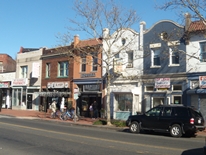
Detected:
left=190, top=109, right=203, bottom=117
left=162, top=107, right=172, bottom=116
left=172, top=107, right=188, bottom=117
left=145, top=107, right=162, bottom=116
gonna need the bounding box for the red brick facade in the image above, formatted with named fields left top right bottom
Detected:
left=0, top=54, right=16, bottom=72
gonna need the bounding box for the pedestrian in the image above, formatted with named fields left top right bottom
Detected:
left=93, top=100, right=98, bottom=119
left=60, top=96, right=65, bottom=113
left=89, top=103, right=93, bottom=118
left=50, top=100, right=57, bottom=118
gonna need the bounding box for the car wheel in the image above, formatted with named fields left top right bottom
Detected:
left=170, top=124, right=182, bottom=137
left=129, top=121, right=140, bottom=133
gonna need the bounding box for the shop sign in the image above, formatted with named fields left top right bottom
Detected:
left=199, top=76, right=206, bottom=89
left=32, top=62, right=40, bottom=78
left=0, top=82, right=9, bottom=88
left=12, top=78, right=28, bottom=86
left=81, top=73, right=95, bottom=78
left=155, top=78, right=170, bottom=88
left=84, top=84, right=100, bottom=91
left=47, top=82, right=69, bottom=88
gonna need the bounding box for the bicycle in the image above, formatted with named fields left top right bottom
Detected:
left=60, top=108, right=79, bottom=121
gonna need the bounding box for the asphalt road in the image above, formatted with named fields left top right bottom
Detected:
left=0, top=116, right=205, bottom=155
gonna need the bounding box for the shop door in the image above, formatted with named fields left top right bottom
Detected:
left=27, top=94, right=32, bottom=109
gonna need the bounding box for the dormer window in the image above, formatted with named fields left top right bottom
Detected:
left=122, top=38, right=126, bottom=46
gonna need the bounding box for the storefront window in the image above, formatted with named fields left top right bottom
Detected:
left=13, top=88, right=22, bottom=106
left=153, top=97, right=164, bottom=107
left=115, top=94, right=132, bottom=111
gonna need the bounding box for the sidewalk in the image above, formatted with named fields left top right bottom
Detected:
left=0, top=109, right=206, bottom=138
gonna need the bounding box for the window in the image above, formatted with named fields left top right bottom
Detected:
left=173, top=96, right=182, bottom=104
left=162, top=107, right=172, bottom=116
left=160, top=32, right=168, bottom=40
left=115, top=94, right=132, bottom=111
left=200, top=42, right=206, bottom=62
left=145, top=86, right=154, bottom=91
left=20, top=66, right=28, bottom=78
left=114, top=53, right=119, bottom=58
left=46, top=63, right=50, bottom=78
left=0, top=61, right=3, bottom=72
left=153, top=97, right=164, bottom=107
left=145, top=106, right=162, bottom=116
left=58, top=61, right=68, bottom=77
left=81, top=56, right=86, bottom=72
left=152, top=48, right=160, bottom=66
left=169, top=48, right=179, bottom=65
left=126, top=51, right=133, bottom=68
left=122, top=38, right=126, bottom=45
left=173, top=85, right=182, bottom=91
left=92, top=52, right=98, bottom=71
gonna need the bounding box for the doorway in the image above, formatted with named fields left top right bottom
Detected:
left=27, top=94, right=32, bottom=109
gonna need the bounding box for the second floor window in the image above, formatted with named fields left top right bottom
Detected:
left=46, top=63, right=50, bottom=78
left=126, top=51, right=133, bottom=68
left=169, top=48, right=179, bottom=65
left=92, top=52, right=98, bottom=71
left=81, top=56, right=86, bottom=72
left=200, top=42, right=206, bottom=62
left=152, top=48, right=161, bottom=66
left=58, top=61, right=68, bottom=77
left=21, top=66, right=28, bottom=78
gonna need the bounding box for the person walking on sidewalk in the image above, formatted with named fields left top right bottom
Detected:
left=50, top=100, right=57, bottom=118
left=89, top=103, right=93, bottom=118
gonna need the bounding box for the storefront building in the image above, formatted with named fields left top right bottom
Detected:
left=142, top=75, right=187, bottom=112
left=187, top=75, right=206, bottom=120
left=12, top=47, right=43, bottom=110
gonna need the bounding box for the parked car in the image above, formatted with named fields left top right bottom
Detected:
left=126, top=104, right=205, bottom=137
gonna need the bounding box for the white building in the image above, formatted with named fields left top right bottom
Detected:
left=184, top=13, right=206, bottom=120
left=102, top=28, right=143, bottom=120
left=12, top=47, right=44, bottom=110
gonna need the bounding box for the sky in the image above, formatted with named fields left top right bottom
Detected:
left=0, top=0, right=184, bottom=59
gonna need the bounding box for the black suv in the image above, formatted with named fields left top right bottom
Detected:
left=126, top=104, right=205, bottom=137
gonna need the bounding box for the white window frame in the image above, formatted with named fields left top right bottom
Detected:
left=20, top=66, right=28, bottom=78
left=58, top=61, right=68, bottom=77
left=151, top=48, right=161, bottom=67
left=126, top=51, right=133, bottom=68
left=169, top=48, right=180, bottom=66
left=46, top=63, right=50, bottom=78
left=81, top=57, right=86, bottom=72
left=199, top=42, right=206, bottom=62
left=92, top=52, right=98, bottom=71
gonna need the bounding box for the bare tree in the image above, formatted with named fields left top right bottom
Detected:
left=156, top=0, right=206, bottom=22
left=61, top=0, right=140, bottom=125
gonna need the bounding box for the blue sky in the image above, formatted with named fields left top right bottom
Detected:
left=0, top=0, right=183, bottom=59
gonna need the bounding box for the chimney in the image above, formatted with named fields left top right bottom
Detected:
left=139, top=21, right=146, bottom=50
left=103, top=28, right=110, bottom=39
left=185, top=13, right=191, bottom=31
left=74, top=35, right=79, bottom=47
left=18, top=46, right=24, bottom=54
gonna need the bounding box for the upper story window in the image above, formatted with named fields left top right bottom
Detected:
left=122, top=38, right=126, bottom=46
left=0, top=61, right=3, bottom=72
left=160, top=32, right=168, bottom=40
left=151, top=48, right=161, bottom=66
left=20, top=66, right=28, bottom=78
left=126, top=51, right=133, bottom=68
left=200, top=42, right=206, bottom=62
left=46, top=63, right=50, bottom=78
left=169, top=48, right=179, bottom=65
left=81, top=56, right=86, bottom=72
left=58, top=61, right=68, bottom=77
left=92, top=52, right=98, bottom=71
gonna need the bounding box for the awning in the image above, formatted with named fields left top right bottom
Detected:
left=73, top=78, right=102, bottom=85
left=35, top=92, right=71, bottom=97
left=187, top=89, right=206, bottom=94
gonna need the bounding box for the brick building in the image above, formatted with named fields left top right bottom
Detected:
left=0, top=54, right=16, bottom=72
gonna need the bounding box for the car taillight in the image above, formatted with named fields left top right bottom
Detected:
left=190, top=118, right=194, bottom=124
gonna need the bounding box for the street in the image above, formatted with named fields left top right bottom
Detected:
left=0, top=117, right=205, bottom=155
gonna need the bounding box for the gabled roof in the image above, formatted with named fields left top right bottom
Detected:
left=187, top=20, right=206, bottom=32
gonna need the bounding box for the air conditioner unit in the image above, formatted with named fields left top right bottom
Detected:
left=127, top=63, right=133, bottom=68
